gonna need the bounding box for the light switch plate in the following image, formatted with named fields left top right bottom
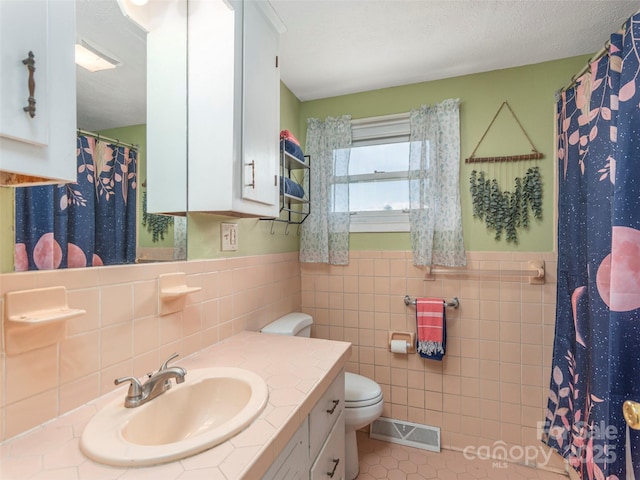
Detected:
left=221, top=223, right=238, bottom=251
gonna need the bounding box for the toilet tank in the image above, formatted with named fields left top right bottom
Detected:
left=261, top=312, right=313, bottom=337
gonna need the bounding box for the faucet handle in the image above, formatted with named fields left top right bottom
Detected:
left=114, top=376, right=143, bottom=398
left=159, top=352, right=180, bottom=371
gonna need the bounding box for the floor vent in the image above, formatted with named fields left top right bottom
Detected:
left=369, top=417, right=440, bottom=452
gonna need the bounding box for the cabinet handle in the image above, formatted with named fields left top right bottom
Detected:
left=22, top=51, right=36, bottom=118
left=245, top=161, right=255, bottom=189
left=326, top=458, right=340, bottom=478
left=326, top=399, right=340, bottom=414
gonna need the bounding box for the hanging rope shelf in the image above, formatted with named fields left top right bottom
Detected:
left=465, top=101, right=544, bottom=163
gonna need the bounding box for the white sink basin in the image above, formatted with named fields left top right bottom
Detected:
left=80, top=367, right=269, bottom=466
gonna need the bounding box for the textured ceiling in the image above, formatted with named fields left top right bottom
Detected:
left=77, top=0, right=640, bottom=131
left=270, top=0, right=640, bottom=101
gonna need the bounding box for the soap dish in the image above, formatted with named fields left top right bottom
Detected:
left=4, top=286, right=86, bottom=355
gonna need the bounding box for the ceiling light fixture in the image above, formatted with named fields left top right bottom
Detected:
left=75, top=40, right=121, bottom=73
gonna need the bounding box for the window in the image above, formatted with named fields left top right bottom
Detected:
left=338, top=114, right=412, bottom=232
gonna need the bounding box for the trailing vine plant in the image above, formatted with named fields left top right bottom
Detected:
left=142, top=190, right=173, bottom=242
left=469, top=166, right=542, bottom=243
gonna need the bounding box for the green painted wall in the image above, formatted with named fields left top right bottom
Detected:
left=280, top=82, right=302, bottom=140
left=0, top=58, right=592, bottom=271
left=298, top=56, right=590, bottom=253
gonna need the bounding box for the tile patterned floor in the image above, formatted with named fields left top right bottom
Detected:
left=355, top=432, right=568, bottom=480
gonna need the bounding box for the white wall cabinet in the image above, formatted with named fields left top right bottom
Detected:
left=240, top=0, right=281, bottom=208
left=0, top=0, right=76, bottom=184
left=187, top=0, right=283, bottom=217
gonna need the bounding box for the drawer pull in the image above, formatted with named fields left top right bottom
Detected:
left=326, top=399, right=340, bottom=414
left=327, top=458, right=340, bottom=478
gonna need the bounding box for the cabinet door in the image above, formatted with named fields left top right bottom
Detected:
left=0, top=0, right=76, bottom=183
left=261, top=419, right=309, bottom=480
left=186, top=0, right=237, bottom=214
left=147, top=0, right=188, bottom=214
left=0, top=0, right=48, bottom=146
left=241, top=0, right=280, bottom=207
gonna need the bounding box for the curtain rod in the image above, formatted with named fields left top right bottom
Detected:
left=350, top=112, right=410, bottom=125
left=555, top=42, right=610, bottom=98
left=77, top=129, right=139, bottom=151
left=556, top=15, right=632, bottom=97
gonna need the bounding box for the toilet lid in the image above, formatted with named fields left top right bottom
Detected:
left=345, top=372, right=383, bottom=408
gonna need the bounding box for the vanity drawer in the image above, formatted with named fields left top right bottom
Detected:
left=309, top=370, right=344, bottom=460
left=310, top=412, right=345, bottom=480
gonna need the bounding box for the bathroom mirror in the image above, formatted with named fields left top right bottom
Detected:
left=3, top=0, right=187, bottom=272
left=76, top=0, right=187, bottom=263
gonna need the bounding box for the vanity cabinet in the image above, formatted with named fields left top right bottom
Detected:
left=0, top=0, right=76, bottom=184
left=186, top=0, right=283, bottom=217
left=263, top=371, right=345, bottom=480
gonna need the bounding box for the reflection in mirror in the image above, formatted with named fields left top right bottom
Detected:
left=9, top=0, right=186, bottom=272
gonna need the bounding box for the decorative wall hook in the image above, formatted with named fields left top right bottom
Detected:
left=465, top=101, right=543, bottom=164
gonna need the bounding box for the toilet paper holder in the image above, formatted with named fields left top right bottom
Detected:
left=389, top=331, right=416, bottom=354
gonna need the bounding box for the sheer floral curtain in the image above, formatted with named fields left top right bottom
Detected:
left=408, top=98, right=466, bottom=266
left=300, top=115, right=351, bottom=265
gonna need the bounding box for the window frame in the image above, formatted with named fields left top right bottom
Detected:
left=347, top=113, right=411, bottom=233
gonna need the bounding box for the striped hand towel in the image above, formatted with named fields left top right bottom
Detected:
left=416, top=298, right=446, bottom=360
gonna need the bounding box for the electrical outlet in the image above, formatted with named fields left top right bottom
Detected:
left=221, top=223, right=238, bottom=251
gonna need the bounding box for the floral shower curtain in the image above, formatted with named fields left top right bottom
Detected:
left=300, top=115, right=351, bottom=265
left=544, top=13, right=640, bottom=479
left=14, top=135, right=137, bottom=270
left=409, top=98, right=466, bottom=267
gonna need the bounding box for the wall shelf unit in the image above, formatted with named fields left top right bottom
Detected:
left=262, top=142, right=311, bottom=231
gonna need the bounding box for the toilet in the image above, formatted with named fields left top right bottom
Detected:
left=261, top=313, right=383, bottom=480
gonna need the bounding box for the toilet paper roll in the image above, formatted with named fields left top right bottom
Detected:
left=390, top=339, right=408, bottom=354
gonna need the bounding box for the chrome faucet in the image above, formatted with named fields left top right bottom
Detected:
left=114, top=353, right=187, bottom=408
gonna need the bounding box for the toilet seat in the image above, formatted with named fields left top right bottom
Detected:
left=345, top=372, right=383, bottom=408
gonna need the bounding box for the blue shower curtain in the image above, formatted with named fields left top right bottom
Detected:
left=14, top=135, right=137, bottom=270
left=544, top=13, right=640, bottom=479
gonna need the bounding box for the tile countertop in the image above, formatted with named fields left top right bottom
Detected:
left=0, top=331, right=352, bottom=480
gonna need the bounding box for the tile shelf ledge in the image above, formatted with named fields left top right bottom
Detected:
left=159, top=272, right=202, bottom=315
left=160, top=285, right=202, bottom=299
left=8, top=307, right=86, bottom=324
left=4, top=286, right=86, bottom=355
